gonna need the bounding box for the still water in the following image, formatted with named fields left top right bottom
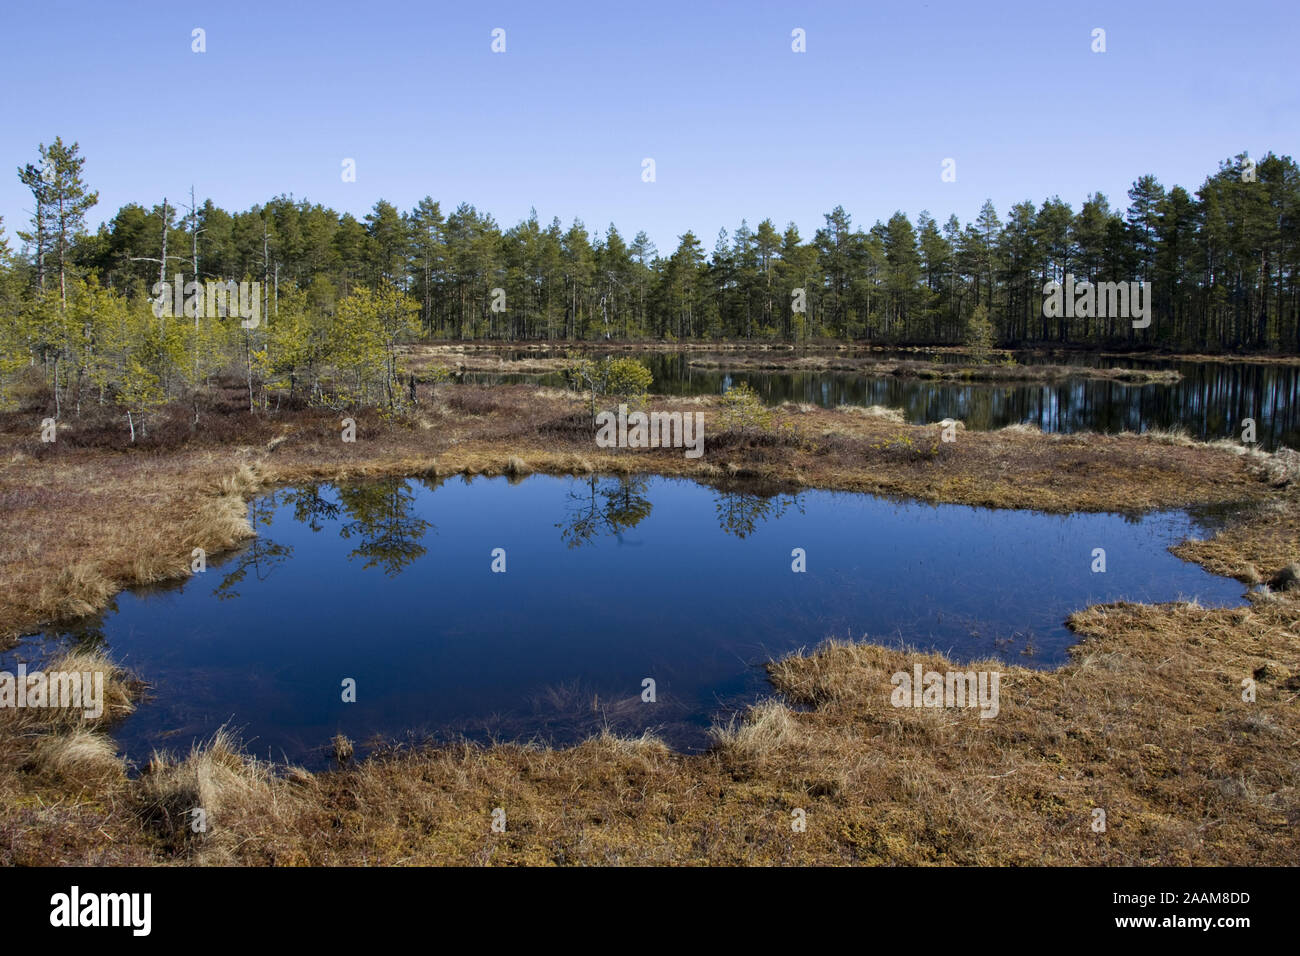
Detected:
left=465, top=352, right=1300, bottom=450
left=13, top=475, right=1245, bottom=766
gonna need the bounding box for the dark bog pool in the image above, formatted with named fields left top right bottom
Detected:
left=13, top=475, right=1246, bottom=766
left=465, top=352, right=1300, bottom=450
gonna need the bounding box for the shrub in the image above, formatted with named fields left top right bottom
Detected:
left=564, top=356, right=653, bottom=423
left=718, top=382, right=772, bottom=431
left=965, top=304, right=996, bottom=364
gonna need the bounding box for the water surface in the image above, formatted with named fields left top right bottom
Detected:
left=11, top=475, right=1245, bottom=766
left=462, top=351, right=1299, bottom=449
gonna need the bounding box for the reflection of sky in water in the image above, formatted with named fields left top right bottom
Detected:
left=11, top=475, right=1246, bottom=767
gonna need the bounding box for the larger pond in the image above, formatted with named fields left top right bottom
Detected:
left=463, top=352, right=1300, bottom=450
left=11, top=475, right=1246, bottom=767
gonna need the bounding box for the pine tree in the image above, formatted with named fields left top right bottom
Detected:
left=965, top=303, right=995, bottom=363
left=39, top=138, right=98, bottom=311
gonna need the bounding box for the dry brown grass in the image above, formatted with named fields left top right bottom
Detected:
left=404, top=346, right=574, bottom=376
left=30, top=729, right=125, bottom=788
left=763, top=595, right=1299, bottom=864
left=709, top=698, right=801, bottom=760
left=0, top=647, right=148, bottom=863
left=38, top=563, right=116, bottom=620
left=0, top=647, right=136, bottom=735
left=135, top=727, right=309, bottom=863
left=686, top=354, right=1183, bottom=384
left=1173, top=496, right=1300, bottom=585
left=1097, top=349, right=1300, bottom=366
left=0, top=378, right=1296, bottom=865
left=835, top=404, right=906, bottom=423
left=0, top=444, right=260, bottom=643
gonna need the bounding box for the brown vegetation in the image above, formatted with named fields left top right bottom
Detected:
left=0, top=376, right=1295, bottom=865
left=687, top=354, right=1182, bottom=384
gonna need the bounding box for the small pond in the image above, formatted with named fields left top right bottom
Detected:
left=9, top=475, right=1246, bottom=767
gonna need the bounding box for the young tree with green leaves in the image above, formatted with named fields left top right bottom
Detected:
left=564, top=355, right=653, bottom=424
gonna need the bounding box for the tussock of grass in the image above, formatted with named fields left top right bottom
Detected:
left=138, top=727, right=303, bottom=862
left=1269, top=564, right=1300, bottom=592
left=1151, top=427, right=1263, bottom=455
left=1128, top=426, right=1197, bottom=446
left=30, top=488, right=253, bottom=627
left=39, top=648, right=137, bottom=729
left=0, top=647, right=139, bottom=856
left=331, top=733, right=354, bottom=764
left=1259, top=447, right=1300, bottom=487
left=0, top=649, right=135, bottom=731
left=38, top=563, right=114, bottom=620
left=217, top=463, right=263, bottom=496
left=710, top=699, right=801, bottom=759
left=129, top=541, right=189, bottom=587
left=29, top=729, right=125, bottom=787
left=0, top=648, right=136, bottom=793
left=184, top=492, right=255, bottom=549
left=595, top=728, right=671, bottom=757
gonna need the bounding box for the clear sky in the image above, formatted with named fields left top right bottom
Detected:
left=1, top=0, right=1296, bottom=254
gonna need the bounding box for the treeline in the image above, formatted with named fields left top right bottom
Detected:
left=2, top=141, right=1298, bottom=414
left=1, top=140, right=429, bottom=427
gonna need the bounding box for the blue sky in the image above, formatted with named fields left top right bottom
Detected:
left=1, top=0, right=1295, bottom=254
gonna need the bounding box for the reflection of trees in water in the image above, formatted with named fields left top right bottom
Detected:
left=713, top=487, right=803, bottom=538
left=555, top=475, right=800, bottom=544
left=215, top=493, right=293, bottom=600
left=284, top=486, right=342, bottom=531
left=336, top=478, right=434, bottom=576
left=654, top=358, right=1299, bottom=450
left=228, top=479, right=437, bottom=584
left=557, top=475, right=652, bottom=548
